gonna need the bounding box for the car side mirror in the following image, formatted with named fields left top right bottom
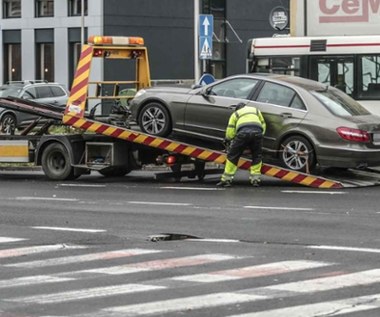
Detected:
left=201, top=87, right=212, bottom=98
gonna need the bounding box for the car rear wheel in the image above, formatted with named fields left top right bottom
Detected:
left=280, top=136, right=316, bottom=172
left=138, top=102, right=171, bottom=136
left=0, top=113, right=17, bottom=135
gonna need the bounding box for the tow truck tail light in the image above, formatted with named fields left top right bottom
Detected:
left=337, top=127, right=370, bottom=143
left=166, top=155, right=177, bottom=165
left=88, top=35, right=144, bottom=46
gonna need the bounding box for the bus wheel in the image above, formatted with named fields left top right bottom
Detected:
left=42, top=143, right=76, bottom=180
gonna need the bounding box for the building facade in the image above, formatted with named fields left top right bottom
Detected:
left=1, top=0, right=289, bottom=90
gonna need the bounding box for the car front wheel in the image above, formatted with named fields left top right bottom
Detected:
left=138, top=102, right=171, bottom=136
left=0, top=113, right=17, bottom=135
left=280, top=136, right=316, bottom=172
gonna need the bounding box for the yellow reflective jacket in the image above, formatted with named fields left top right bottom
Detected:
left=225, top=106, right=266, bottom=140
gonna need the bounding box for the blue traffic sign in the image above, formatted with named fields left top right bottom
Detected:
left=199, top=14, right=213, bottom=37
left=198, top=73, right=215, bottom=86
left=199, top=14, right=213, bottom=60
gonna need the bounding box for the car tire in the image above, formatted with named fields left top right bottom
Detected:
left=41, top=143, right=77, bottom=180
left=138, top=102, right=172, bottom=136
left=0, top=113, right=17, bottom=135
left=280, top=135, right=316, bottom=172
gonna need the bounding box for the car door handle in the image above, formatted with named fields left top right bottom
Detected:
left=281, top=112, right=293, bottom=118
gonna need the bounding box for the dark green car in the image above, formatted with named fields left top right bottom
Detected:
left=129, top=74, right=380, bottom=172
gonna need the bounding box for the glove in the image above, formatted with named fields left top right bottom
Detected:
left=223, top=138, right=231, bottom=151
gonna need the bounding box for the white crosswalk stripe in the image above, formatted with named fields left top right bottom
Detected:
left=1, top=236, right=380, bottom=317
left=0, top=237, right=27, bottom=243
left=4, top=248, right=164, bottom=268
left=227, top=294, right=380, bottom=317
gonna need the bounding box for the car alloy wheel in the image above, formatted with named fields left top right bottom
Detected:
left=281, top=136, right=316, bottom=172
left=139, top=102, right=171, bottom=136
left=0, top=114, right=17, bottom=135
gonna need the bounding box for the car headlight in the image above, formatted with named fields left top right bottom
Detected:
left=134, top=89, right=146, bottom=99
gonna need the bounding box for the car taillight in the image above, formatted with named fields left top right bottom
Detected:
left=336, top=127, right=370, bottom=143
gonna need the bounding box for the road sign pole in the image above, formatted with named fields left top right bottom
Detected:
left=194, top=0, right=200, bottom=82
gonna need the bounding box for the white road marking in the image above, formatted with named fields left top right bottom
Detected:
left=244, top=206, right=314, bottom=211
left=4, top=248, right=163, bottom=268
left=0, top=237, right=27, bottom=243
left=31, top=226, right=106, bottom=233
left=14, top=196, right=79, bottom=202
left=128, top=201, right=192, bottom=206
left=101, top=269, right=380, bottom=316
left=227, top=294, right=380, bottom=317
left=172, top=260, right=330, bottom=283
left=161, top=186, right=221, bottom=191
left=0, top=276, right=75, bottom=289
left=259, top=268, right=380, bottom=294
left=69, top=254, right=240, bottom=275
left=282, top=190, right=346, bottom=195
left=308, top=245, right=380, bottom=254
left=105, top=293, right=265, bottom=316
left=7, top=284, right=164, bottom=304
left=58, top=184, right=106, bottom=188
left=0, top=244, right=86, bottom=259
left=187, top=238, right=241, bottom=243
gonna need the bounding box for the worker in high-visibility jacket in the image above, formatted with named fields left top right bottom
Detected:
left=217, top=102, right=266, bottom=187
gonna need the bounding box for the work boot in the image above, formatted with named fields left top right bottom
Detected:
left=216, top=180, right=232, bottom=188
left=250, top=178, right=261, bottom=187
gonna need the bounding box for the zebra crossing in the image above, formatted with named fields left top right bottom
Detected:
left=1, top=235, right=380, bottom=316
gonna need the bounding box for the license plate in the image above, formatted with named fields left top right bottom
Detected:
left=373, top=133, right=380, bottom=143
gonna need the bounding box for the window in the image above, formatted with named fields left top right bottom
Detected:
left=51, top=86, right=66, bottom=97
left=36, top=43, right=54, bottom=82
left=35, top=0, right=53, bottom=17
left=256, top=82, right=297, bottom=108
left=209, top=78, right=258, bottom=99
left=359, top=55, right=380, bottom=99
left=22, top=88, right=37, bottom=99
left=3, top=0, right=21, bottom=18
left=68, top=0, right=87, bottom=16
left=3, top=44, right=21, bottom=83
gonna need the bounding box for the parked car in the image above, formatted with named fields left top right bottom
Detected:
left=129, top=73, right=380, bottom=172
left=0, top=80, right=69, bottom=134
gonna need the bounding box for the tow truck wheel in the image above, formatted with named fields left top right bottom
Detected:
left=99, top=166, right=131, bottom=177
left=0, top=113, right=17, bottom=135
left=139, top=102, right=171, bottom=136
left=41, top=143, right=76, bottom=180
left=280, top=135, right=316, bottom=172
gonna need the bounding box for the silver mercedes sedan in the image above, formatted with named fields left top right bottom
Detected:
left=129, top=74, right=380, bottom=172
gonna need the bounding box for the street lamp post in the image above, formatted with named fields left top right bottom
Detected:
left=81, top=0, right=85, bottom=46
left=194, top=0, right=200, bottom=82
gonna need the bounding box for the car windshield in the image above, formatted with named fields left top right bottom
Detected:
left=0, top=87, right=21, bottom=97
left=311, top=88, right=370, bottom=116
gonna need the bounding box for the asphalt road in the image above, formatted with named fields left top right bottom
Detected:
left=1, top=169, right=380, bottom=316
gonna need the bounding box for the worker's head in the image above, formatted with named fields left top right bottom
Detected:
left=235, top=102, right=246, bottom=111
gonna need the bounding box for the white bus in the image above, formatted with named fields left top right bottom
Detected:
left=247, top=35, right=380, bottom=115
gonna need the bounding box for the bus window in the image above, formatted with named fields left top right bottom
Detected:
left=310, top=57, right=354, bottom=96
left=359, top=55, right=380, bottom=99
left=251, top=57, right=300, bottom=76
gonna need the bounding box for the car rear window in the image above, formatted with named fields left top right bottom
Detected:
left=312, top=88, right=370, bottom=116
left=50, top=86, right=66, bottom=97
